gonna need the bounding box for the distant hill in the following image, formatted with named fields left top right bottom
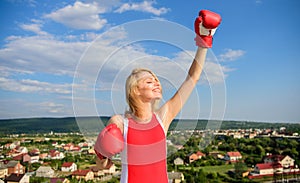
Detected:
left=0, top=117, right=299, bottom=135
left=0, top=117, right=109, bottom=135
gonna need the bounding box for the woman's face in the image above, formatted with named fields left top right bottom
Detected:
left=136, top=72, right=162, bottom=101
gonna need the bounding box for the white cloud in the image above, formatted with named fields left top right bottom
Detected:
left=0, top=29, right=231, bottom=95
left=114, top=1, right=169, bottom=16
left=45, top=1, right=107, bottom=30
left=255, top=0, right=262, bottom=4
left=88, top=0, right=122, bottom=12
left=171, top=50, right=231, bottom=85
left=0, top=99, right=72, bottom=118
left=0, top=77, right=71, bottom=94
left=202, top=61, right=232, bottom=84
left=20, top=23, right=48, bottom=36
left=38, top=102, right=65, bottom=114
left=0, top=17, right=233, bottom=118
left=6, top=0, right=37, bottom=7
left=218, top=49, right=245, bottom=62
left=0, top=35, right=88, bottom=76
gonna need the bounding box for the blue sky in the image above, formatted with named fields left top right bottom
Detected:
left=0, top=0, right=299, bottom=123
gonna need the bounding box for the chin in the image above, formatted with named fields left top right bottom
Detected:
left=155, top=95, right=162, bottom=100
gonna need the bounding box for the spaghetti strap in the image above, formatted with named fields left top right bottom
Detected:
left=154, top=113, right=166, bottom=136
left=120, top=116, right=129, bottom=183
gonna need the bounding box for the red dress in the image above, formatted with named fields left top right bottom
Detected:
left=120, top=113, right=168, bottom=183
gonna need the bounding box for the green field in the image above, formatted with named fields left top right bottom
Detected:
left=200, top=164, right=235, bottom=174
left=179, top=164, right=234, bottom=174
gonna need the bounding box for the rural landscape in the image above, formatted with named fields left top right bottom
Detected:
left=1, top=0, right=299, bottom=183
left=0, top=117, right=299, bottom=183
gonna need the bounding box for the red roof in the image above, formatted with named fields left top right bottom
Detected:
left=62, top=162, right=74, bottom=167
left=50, top=178, right=65, bottom=183
left=12, top=153, right=24, bottom=161
left=265, top=155, right=285, bottom=161
left=256, top=163, right=282, bottom=170
left=72, top=169, right=91, bottom=176
left=196, top=151, right=206, bottom=157
left=227, top=151, right=242, bottom=157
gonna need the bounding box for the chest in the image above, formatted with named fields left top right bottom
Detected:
left=127, top=120, right=165, bottom=145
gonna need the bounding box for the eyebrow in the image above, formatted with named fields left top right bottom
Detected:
left=142, top=77, right=154, bottom=81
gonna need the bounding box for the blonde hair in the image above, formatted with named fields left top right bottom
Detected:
left=125, top=68, right=161, bottom=117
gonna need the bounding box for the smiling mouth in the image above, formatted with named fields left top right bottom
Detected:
left=153, top=89, right=161, bottom=93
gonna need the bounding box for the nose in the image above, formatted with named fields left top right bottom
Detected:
left=154, top=80, right=160, bottom=87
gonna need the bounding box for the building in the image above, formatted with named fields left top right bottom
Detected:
left=36, top=166, right=55, bottom=178
left=4, top=161, right=25, bottom=175
left=72, top=169, right=94, bottom=181
left=264, top=154, right=295, bottom=168
left=0, top=163, right=8, bottom=179
left=224, top=151, right=242, bottom=162
left=4, top=173, right=30, bottom=183
left=23, top=153, right=40, bottom=164
left=48, top=150, right=64, bottom=160
left=102, top=162, right=116, bottom=175
left=188, top=151, right=206, bottom=163
left=253, top=163, right=283, bottom=175
left=50, top=178, right=70, bottom=183
left=173, top=157, right=184, bottom=166
left=209, top=151, right=224, bottom=159
left=168, top=172, right=184, bottom=183
left=61, top=162, right=77, bottom=172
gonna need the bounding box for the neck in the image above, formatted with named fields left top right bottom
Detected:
left=133, top=102, right=153, bottom=123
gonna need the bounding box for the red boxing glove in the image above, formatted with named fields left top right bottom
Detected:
left=94, top=123, right=124, bottom=159
left=194, top=10, right=222, bottom=48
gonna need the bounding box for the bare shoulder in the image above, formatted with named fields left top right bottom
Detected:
left=108, top=114, right=124, bottom=134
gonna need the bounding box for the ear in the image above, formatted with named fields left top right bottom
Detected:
left=133, top=87, right=141, bottom=96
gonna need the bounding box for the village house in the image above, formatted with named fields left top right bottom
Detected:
left=4, top=161, right=25, bottom=175
left=78, top=142, right=90, bottom=151
left=63, top=143, right=81, bottom=152
left=102, top=162, right=116, bottom=175
left=209, top=151, right=224, bottom=159
left=253, top=163, right=283, bottom=175
left=244, top=132, right=257, bottom=139
left=48, top=150, right=64, bottom=160
left=7, top=142, right=20, bottom=150
left=88, top=148, right=95, bottom=155
left=72, top=169, right=94, bottom=181
left=7, top=150, right=20, bottom=159
left=264, top=154, right=295, bottom=168
left=174, top=157, right=184, bottom=166
left=224, top=151, right=242, bottom=162
left=232, top=132, right=243, bottom=139
left=51, top=142, right=58, bottom=146
left=50, top=178, right=70, bottom=183
left=90, top=166, right=105, bottom=178
left=188, top=151, right=206, bottom=163
left=39, top=153, right=48, bottom=160
left=36, top=166, right=55, bottom=178
left=12, top=153, right=24, bottom=162
left=168, top=172, right=184, bottom=183
left=23, top=153, right=40, bottom=164
left=4, top=173, right=30, bottom=183
left=0, top=163, right=8, bottom=179
left=15, top=147, right=28, bottom=156
left=90, top=161, right=117, bottom=179
left=61, top=162, right=77, bottom=172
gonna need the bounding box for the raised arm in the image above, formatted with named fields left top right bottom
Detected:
left=158, top=10, right=221, bottom=130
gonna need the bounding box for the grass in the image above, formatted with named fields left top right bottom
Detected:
left=179, top=164, right=235, bottom=174
left=200, top=164, right=235, bottom=174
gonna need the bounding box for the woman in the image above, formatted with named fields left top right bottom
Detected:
left=94, top=9, right=221, bottom=183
